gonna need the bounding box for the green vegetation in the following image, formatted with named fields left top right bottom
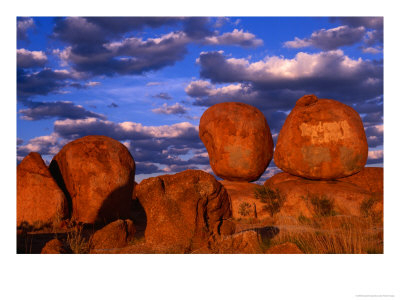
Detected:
left=254, top=185, right=286, bottom=217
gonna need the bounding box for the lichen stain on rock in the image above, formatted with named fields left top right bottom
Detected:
left=301, top=146, right=331, bottom=167
left=224, top=145, right=251, bottom=170
left=340, top=146, right=362, bottom=172
left=299, top=120, right=351, bottom=144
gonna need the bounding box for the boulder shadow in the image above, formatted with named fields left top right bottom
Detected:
left=49, top=160, right=72, bottom=219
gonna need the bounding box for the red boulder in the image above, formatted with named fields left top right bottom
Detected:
left=274, top=95, right=368, bottom=179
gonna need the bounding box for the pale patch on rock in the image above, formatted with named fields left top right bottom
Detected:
left=299, top=120, right=351, bottom=144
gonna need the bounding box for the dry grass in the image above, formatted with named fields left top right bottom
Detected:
left=265, top=215, right=383, bottom=254
left=66, top=226, right=90, bottom=254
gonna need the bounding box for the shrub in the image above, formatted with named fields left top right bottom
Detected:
left=360, top=196, right=378, bottom=218
left=254, top=186, right=286, bottom=217
left=303, top=193, right=336, bottom=217
left=238, top=201, right=252, bottom=217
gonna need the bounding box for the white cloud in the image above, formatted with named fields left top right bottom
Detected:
left=151, top=103, right=188, bottom=115
left=368, top=150, right=383, bottom=160
left=284, top=26, right=366, bottom=50
left=362, top=46, right=383, bottom=54
left=204, top=29, right=263, bottom=47
left=17, top=48, right=47, bottom=68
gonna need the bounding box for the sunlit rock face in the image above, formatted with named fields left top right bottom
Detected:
left=199, top=102, right=274, bottom=182
left=274, top=95, right=368, bottom=180
left=17, top=152, right=69, bottom=227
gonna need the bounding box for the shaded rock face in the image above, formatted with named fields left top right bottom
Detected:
left=266, top=242, right=303, bottom=254
left=264, top=171, right=383, bottom=218
left=90, top=219, right=135, bottom=252
left=49, top=135, right=135, bottom=224
left=199, top=102, right=273, bottom=182
left=17, top=152, right=68, bottom=227
left=41, top=239, right=70, bottom=254
left=135, top=170, right=235, bottom=253
left=274, top=95, right=368, bottom=180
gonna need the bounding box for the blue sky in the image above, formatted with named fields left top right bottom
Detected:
left=16, top=17, right=383, bottom=182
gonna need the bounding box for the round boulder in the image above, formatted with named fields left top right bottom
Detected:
left=49, top=135, right=135, bottom=224
left=199, top=102, right=273, bottom=182
left=274, top=95, right=368, bottom=180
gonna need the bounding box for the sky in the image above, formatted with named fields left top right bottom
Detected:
left=16, top=17, right=384, bottom=183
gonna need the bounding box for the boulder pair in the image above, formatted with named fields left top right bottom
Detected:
left=199, top=94, right=369, bottom=182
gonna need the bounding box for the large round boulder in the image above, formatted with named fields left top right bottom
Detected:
left=135, top=170, right=235, bottom=253
left=17, top=152, right=68, bottom=227
left=274, top=95, right=368, bottom=179
left=49, top=135, right=135, bottom=224
left=199, top=102, right=273, bottom=182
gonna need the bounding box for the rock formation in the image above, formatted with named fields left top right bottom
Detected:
left=274, top=95, right=368, bottom=180
left=199, top=102, right=273, bottom=182
left=264, top=170, right=383, bottom=218
left=17, top=152, right=68, bottom=227
left=49, top=135, right=135, bottom=224
left=135, top=170, right=235, bottom=253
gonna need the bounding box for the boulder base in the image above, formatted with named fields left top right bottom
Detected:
left=135, top=170, right=235, bottom=253
left=264, top=171, right=383, bottom=218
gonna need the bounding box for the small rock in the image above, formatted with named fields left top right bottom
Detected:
left=90, top=219, right=135, bottom=251
left=41, top=239, right=70, bottom=254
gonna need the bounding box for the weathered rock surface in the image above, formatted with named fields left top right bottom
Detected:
left=220, top=180, right=268, bottom=219
left=41, top=239, right=70, bottom=254
left=49, top=135, right=135, bottom=224
left=90, top=219, right=135, bottom=252
left=17, top=152, right=68, bottom=227
left=264, top=172, right=383, bottom=218
left=193, top=230, right=265, bottom=254
left=135, top=170, right=235, bottom=253
left=274, top=95, right=368, bottom=180
left=266, top=242, right=303, bottom=254
left=199, top=102, right=273, bottom=182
